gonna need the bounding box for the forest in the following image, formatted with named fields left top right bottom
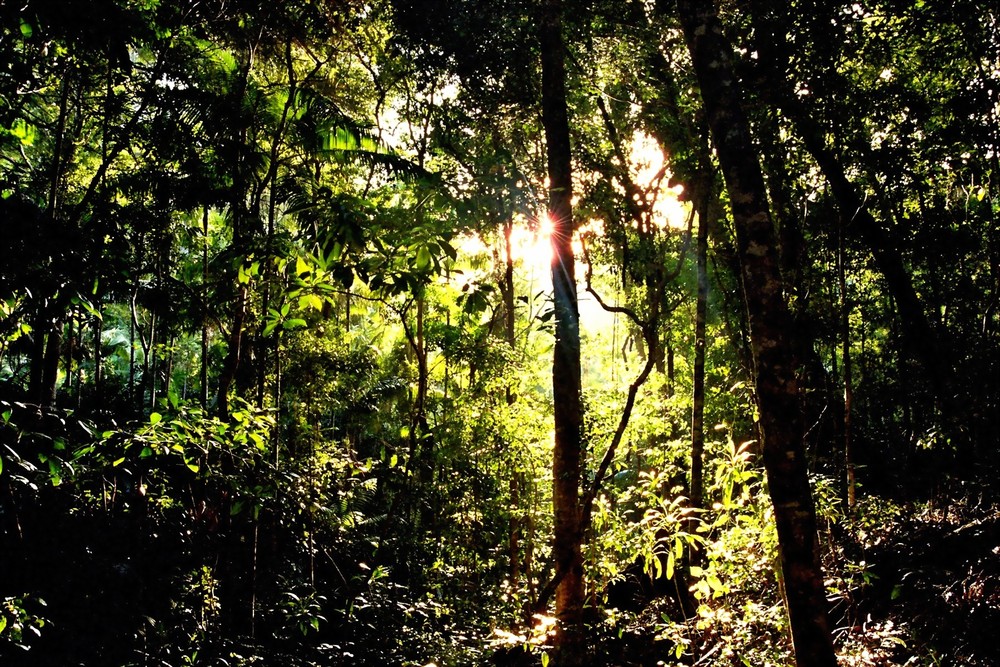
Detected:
left=0, top=0, right=998, bottom=665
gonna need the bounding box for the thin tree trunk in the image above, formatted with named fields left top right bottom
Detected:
left=93, top=312, right=103, bottom=403
left=540, top=0, right=585, bottom=661
left=41, top=322, right=62, bottom=408
left=838, top=230, right=856, bottom=511
left=62, top=310, right=74, bottom=391
left=148, top=314, right=158, bottom=410
left=501, top=220, right=522, bottom=588
left=31, top=69, right=73, bottom=408
left=164, top=334, right=176, bottom=404
left=690, top=192, right=710, bottom=513
left=201, top=207, right=210, bottom=409
left=217, top=284, right=246, bottom=420
left=129, top=292, right=136, bottom=408
left=503, top=220, right=517, bottom=402
left=414, top=293, right=429, bottom=458
left=674, top=1, right=838, bottom=664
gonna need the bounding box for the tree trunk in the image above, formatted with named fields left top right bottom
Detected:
left=691, top=191, right=710, bottom=513
left=501, top=219, right=522, bottom=588
left=93, top=312, right=103, bottom=403
left=201, top=207, right=210, bottom=409
left=838, top=230, right=856, bottom=511
left=216, top=284, right=246, bottom=420
left=41, top=322, right=62, bottom=408
left=674, top=1, right=838, bottom=665
left=540, top=0, right=586, bottom=661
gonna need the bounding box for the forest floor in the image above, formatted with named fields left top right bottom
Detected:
left=835, top=494, right=1000, bottom=666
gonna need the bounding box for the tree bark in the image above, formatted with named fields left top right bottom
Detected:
left=540, top=0, right=586, bottom=662
left=41, top=323, right=62, bottom=408
left=674, top=1, right=838, bottom=665
left=201, top=207, right=210, bottom=409
left=838, top=230, right=856, bottom=511
left=690, top=191, right=710, bottom=513
left=501, top=220, right=522, bottom=587
left=216, top=284, right=246, bottom=420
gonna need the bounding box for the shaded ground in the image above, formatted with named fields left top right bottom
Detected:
left=832, top=497, right=1000, bottom=666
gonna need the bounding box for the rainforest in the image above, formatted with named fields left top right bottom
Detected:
left=1, top=0, right=998, bottom=665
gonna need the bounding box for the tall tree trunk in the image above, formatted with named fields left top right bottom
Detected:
left=673, top=1, right=838, bottom=665
left=62, top=310, right=75, bottom=391
left=129, top=292, right=137, bottom=408
left=217, top=285, right=246, bottom=420
left=540, top=0, right=586, bottom=661
left=217, top=48, right=257, bottom=422
left=201, top=207, right=210, bottom=409
left=690, top=192, right=710, bottom=513
left=41, top=322, right=62, bottom=408
left=501, top=220, right=522, bottom=588
left=838, top=230, right=856, bottom=511
left=413, top=293, right=432, bottom=492
left=93, top=312, right=103, bottom=403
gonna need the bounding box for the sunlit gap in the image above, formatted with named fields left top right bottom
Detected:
left=452, top=213, right=550, bottom=282
left=452, top=132, right=689, bottom=343
left=628, top=130, right=688, bottom=231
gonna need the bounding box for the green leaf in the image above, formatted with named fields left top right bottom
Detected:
left=299, top=293, right=324, bottom=312
left=282, top=318, right=308, bottom=330
left=250, top=433, right=265, bottom=450
left=149, top=412, right=162, bottom=426
left=10, top=119, right=36, bottom=146
left=416, top=245, right=432, bottom=270
left=112, top=457, right=126, bottom=467
left=19, top=20, right=32, bottom=38
left=186, top=461, right=200, bottom=473
left=48, top=459, right=61, bottom=486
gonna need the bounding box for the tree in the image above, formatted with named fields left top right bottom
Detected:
left=539, top=0, right=586, bottom=662
left=671, top=0, right=838, bottom=664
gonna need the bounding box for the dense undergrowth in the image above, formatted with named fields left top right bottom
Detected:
left=2, top=391, right=997, bottom=666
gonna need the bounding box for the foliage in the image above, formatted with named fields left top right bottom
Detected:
left=0, top=0, right=998, bottom=665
